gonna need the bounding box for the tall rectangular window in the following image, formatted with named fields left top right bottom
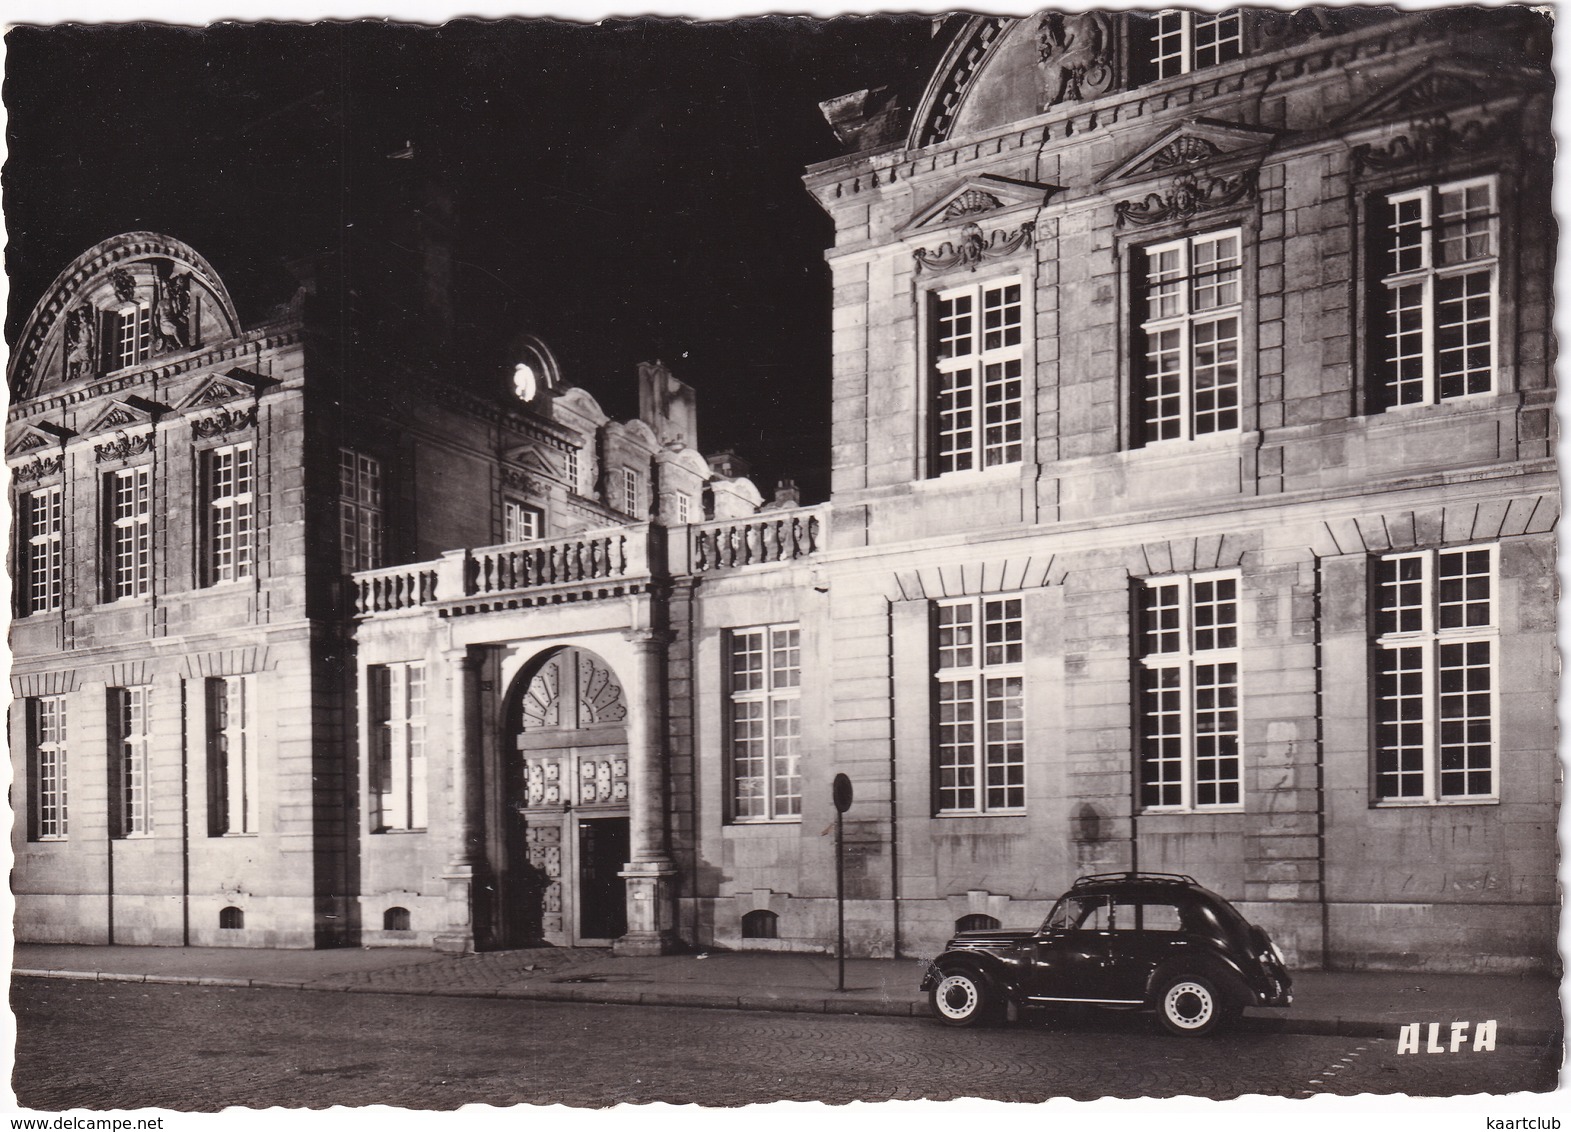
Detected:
left=106, top=465, right=151, bottom=600
left=1372, top=177, right=1497, bottom=410
left=934, top=596, right=1025, bottom=814
left=1373, top=546, right=1497, bottom=802
left=727, top=624, right=801, bottom=822
left=1136, top=573, right=1241, bottom=810
left=1135, top=230, right=1242, bottom=443
left=622, top=467, right=643, bottom=517
left=28, top=696, right=68, bottom=840
left=931, top=278, right=1024, bottom=475
left=22, top=484, right=64, bottom=614
left=207, top=676, right=257, bottom=835
left=204, top=443, right=255, bottom=584
left=339, top=449, right=384, bottom=572
left=504, top=500, right=543, bottom=543
left=109, top=686, right=152, bottom=838
left=563, top=446, right=580, bottom=493
left=370, top=662, right=428, bottom=831
left=1145, top=10, right=1243, bottom=79
left=107, top=303, right=153, bottom=371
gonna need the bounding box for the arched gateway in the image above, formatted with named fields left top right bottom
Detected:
left=503, top=646, right=631, bottom=946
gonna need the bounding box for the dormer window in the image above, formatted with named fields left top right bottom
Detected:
left=107, top=302, right=153, bottom=371
left=1141, top=10, right=1244, bottom=80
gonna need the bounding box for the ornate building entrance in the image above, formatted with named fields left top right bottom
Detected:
left=504, top=646, right=630, bottom=946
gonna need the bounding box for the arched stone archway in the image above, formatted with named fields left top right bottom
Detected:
left=501, top=646, right=631, bottom=947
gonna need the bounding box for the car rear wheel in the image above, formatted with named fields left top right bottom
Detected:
left=1155, top=974, right=1225, bottom=1036
left=930, top=969, right=996, bottom=1027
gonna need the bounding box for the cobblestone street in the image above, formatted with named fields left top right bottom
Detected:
left=12, top=978, right=1559, bottom=1110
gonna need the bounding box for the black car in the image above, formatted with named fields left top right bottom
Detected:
left=920, top=872, right=1293, bottom=1036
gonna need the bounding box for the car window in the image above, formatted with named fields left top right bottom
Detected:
left=1138, top=901, right=1184, bottom=932
left=1045, top=895, right=1110, bottom=932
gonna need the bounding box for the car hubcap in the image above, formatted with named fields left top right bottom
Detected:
left=935, top=975, right=978, bottom=1019
left=1164, top=981, right=1213, bottom=1029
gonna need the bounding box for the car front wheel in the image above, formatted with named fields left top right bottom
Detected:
left=1155, top=974, right=1225, bottom=1036
left=930, top=969, right=995, bottom=1027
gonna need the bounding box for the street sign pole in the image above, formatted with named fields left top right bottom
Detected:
left=831, top=773, right=852, bottom=993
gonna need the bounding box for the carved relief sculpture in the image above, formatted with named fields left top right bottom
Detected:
left=12, top=455, right=65, bottom=483
left=190, top=406, right=257, bottom=440
left=64, top=302, right=98, bottom=381
left=109, top=267, right=138, bottom=303
left=1351, top=113, right=1501, bottom=176
left=1115, top=171, right=1258, bottom=227
left=94, top=431, right=156, bottom=463
left=154, top=264, right=193, bottom=353
left=1037, top=11, right=1118, bottom=106
left=914, top=220, right=1035, bottom=274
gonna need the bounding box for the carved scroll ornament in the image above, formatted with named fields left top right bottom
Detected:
left=94, top=432, right=155, bottom=463
left=914, top=221, right=1035, bottom=275
left=1352, top=113, right=1500, bottom=176
left=190, top=405, right=257, bottom=439
left=1115, top=171, right=1257, bottom=227
left=12, top=455, right=64, bottom=483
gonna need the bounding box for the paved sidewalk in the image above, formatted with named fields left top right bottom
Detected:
left=12, top=942, right=1562, bottom=1047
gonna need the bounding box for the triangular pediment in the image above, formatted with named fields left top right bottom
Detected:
left=902, top=174, right=1061, bottom=234
left=6, top=421, right=72, bottom=459
left=84, top=397, right=162, bottom=436
left=180, top=368, right=271, bottom=410
left=1335, top=58, right=1547, bottom=130
left=1100, top=118, right=1280, bottom=185
left=503, top=444, right=562, bottom=480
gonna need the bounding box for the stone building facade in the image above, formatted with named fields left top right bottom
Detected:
left=10, top=9, right=1557, bottom=972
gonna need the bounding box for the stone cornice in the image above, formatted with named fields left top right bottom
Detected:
left=805, top=13, right=1454, bottom=206
left=8, top=326, right=301, bottom=424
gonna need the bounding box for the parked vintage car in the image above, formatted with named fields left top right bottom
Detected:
left=920, top=872, right=1293, bottom=1035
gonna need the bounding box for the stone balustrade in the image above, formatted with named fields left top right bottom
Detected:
left=689, top=505, right=827, bottom=573
left=352, top=563, right=440, bottom=614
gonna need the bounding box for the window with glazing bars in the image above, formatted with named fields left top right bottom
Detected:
left=1372, top=177, right=1497, bottom=410
left=1136, top=573, right=1241, bottom=810
left=622, top=467, right=643, bottom=517
left=1146, top=10, right=1243, bottom=79
left=727, top=625, right=802, bottom=821
left=504, top=500, right=543, bottom=543
left=931, top=278, right=1024, bottom=475
left=371, top=663, right=428, bottom=831
left=207, top=676, right=257, bottom=835
left=106, top=465, right=151, bottom=600
left=1372, top=546, right=1497, bottom=802
left=23, top=484, right=63, bottom=614
left=563, top=446, right=580, bottom=493
left=108, top=302, right=154, bottom=370
left=109, top=686, right=152, bottom=838
left=934, top=596, right=1025, bottom=814
left=28, top=696, right=68, bottom=840
left=204, top=443, right=255, bottom=584
left=338, top=449, right=384, bottom=572
left=1135, top=230, right=1242, bottom=443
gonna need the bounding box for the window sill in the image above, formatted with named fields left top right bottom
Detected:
left=113, top=833, right=155, bottom=842
left=1372, top=797, right=1500, bottom=809
left=1139, top=806, right=1246, bottom=816
left=202, top=576, right=256, bottom=591
left=372, top=827, right=428, bottom=835
left=1378, top=391, right=1500, bottom=417
left=28, top=837, right=68, bottom=844
left=727, top=818, right=802, bottom=828
left=917, top=463, right=1023, bottom=491
left=933, top=809, right=1028, bottom=819
left=1131, top=429, right=1244, bottom=454
left=97, top=595, right=152, bottom=609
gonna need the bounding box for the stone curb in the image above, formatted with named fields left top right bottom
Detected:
left=12, top=968, right=1559, bottom=1048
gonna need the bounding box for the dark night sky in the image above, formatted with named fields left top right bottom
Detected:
left=3, top=17, right=940, bottom=501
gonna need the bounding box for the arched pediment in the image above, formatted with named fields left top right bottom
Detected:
left=8, top=232, right=244, bottom=401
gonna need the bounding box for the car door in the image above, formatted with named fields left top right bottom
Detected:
left=1023, top=894, right=1121, bottom=1002
left=1103, top=898, right=1186, bottom=1000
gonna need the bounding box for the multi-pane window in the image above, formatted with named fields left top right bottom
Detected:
left=1146, top=10, right=1243, bottom=79
left=370, top=663, right=428, bottom=831
left=106, top=466, right=152, bottom=600
left=1372, top=546, right=1497, bottom=803
left=22, top=484, right=64, bottom=614
left=109, top=303, right=153, bottom=371
left=207, top=676, right=257, bottom=835
left=563, top=447, right=580, bottom=493
left=934, top=596, right=1025, bottom=814
left=1136, top=573, right=1241, bottom=810
left=339, top=449, right=384, bottom=572
left=727, top=625, right=802, bottom=822
left=675, top=493, right=691, bottom=524
left=109, top=686, right=153, bottom=838
left=1136, top=230, right=1242, bottom=443
left=504, top=500, right=543, bottom=543
left=28, top=696, right=68, bottom=840
left=1373, top=178, right=1497, bottom=409
left=622, top=467, right=643, bottom=517
left=931, top=278, right=1024, bottom=475
left=204, top=443, right=255, bottom=584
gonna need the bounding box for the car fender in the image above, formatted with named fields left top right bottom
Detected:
left=1145, top=951, right=1253, bottom=1008
left=921, top=949, right=1021, bottom=997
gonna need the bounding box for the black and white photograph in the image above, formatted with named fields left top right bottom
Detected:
left=2, top=0, right=1563, bottom=1122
